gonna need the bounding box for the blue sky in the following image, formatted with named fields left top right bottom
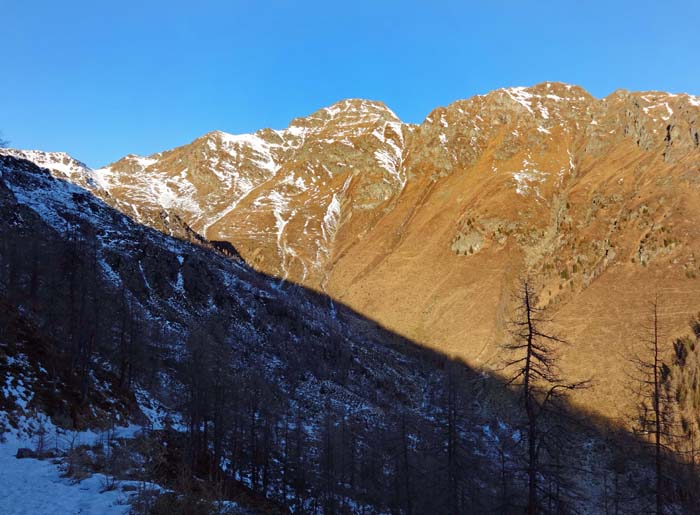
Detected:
left=2, top=1, right=699, bottom=167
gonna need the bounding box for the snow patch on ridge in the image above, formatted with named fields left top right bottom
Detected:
left=504, top=87, right=535, bottom=114
left=0, top=149, right=99, bottom=189
left=372, top=121, right=406, bottom=188
left=216, top=131, right=278, bottom=173
left=642, top=101, right=674, bottom=121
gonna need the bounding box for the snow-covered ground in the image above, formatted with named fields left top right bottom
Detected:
left=0, top=355, right=164, bottom=515
left=0, top=429, right=138, bottom=515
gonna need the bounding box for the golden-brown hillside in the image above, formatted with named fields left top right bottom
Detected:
left=9, top=82, right=700, bottom=419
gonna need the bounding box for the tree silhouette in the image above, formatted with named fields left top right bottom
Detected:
left=502, top=279, right=591, bottom=514
left=627, top=297, right=677, bottom=514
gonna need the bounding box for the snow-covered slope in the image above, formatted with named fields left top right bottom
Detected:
left=0, top=418, right=144, bottom=515
left=0, top=153, right=514, bottom=512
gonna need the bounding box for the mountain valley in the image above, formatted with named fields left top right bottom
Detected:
left=3, top=82, right=700, bottom=513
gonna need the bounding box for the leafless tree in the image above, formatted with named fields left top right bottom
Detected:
left=627, top=297, right=677, bottom=515
left=502, top=279, right=591, bottom=514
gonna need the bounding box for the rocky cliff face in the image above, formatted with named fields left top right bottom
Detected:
left=5, top=82, right=700, bottom=416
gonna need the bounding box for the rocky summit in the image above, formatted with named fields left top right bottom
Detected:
left=4, top=82, right=700, bottom=418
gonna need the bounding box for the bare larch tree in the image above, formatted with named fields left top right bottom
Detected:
left=503, top=280, right=590, bottom=514
left=627, top=297, right=677, bottom=515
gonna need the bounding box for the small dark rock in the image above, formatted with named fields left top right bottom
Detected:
left=16, top=447, right=37, bottom=459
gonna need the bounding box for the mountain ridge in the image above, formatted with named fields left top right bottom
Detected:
left=3, top=81, right=700, bottom=419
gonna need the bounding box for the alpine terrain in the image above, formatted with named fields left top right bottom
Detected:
left=3, top=82, right=700, bottom=514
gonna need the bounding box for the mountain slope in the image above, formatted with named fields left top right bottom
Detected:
left=5, top=82, right=700, bottom=418
left=5, top=83, right=700, bottom=509
left=0, top=154, right=520, bottom=512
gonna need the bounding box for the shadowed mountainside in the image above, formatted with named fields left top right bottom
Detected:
left=2, top=154, right=700, bottom=513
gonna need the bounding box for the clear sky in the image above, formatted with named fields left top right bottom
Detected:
left=2, top=0, right=699, bottom=167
